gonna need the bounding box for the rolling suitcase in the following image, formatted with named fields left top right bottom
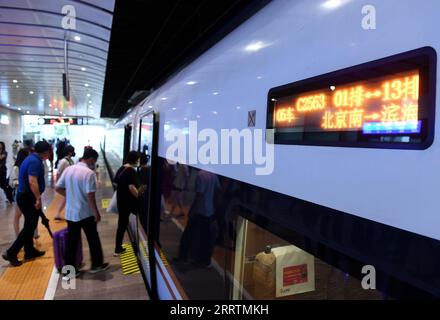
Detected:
left=53, top=228, right=83, bottom=272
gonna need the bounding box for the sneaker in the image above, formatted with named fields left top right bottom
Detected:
left=89, top=262, right=110, bottom=274
left=113, top=247, right=127, bottom=257
left=2, top=252, right=23, bottom=267
left=24, top=249, right=45, bottom=260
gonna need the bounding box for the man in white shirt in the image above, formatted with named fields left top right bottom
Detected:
left=54, top=145, right=75, bottom=221
left=55, top=148, right=108, bottom=277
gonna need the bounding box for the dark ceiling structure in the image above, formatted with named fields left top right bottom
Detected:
left=101, top=0, right=271, bottom=119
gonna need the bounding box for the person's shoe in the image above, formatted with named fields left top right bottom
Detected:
left=2, top=252, right=22, bottom=267
left=89, top=262, right=110, bottom=274
left=113, top=247, right=127, bottom=257
left=24, top=249, right=45, bottom=260
left=54, top=217, right=64, bottom=221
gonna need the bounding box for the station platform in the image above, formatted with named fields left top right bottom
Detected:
left=0, top=157, right=148, bottom=300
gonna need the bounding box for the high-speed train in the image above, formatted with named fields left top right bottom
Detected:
left=103, top=0, right=440, bottom=299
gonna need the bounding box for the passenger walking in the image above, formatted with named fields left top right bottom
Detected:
left=55, top=139, right=66, bottom=169
left=55, top=148, right=109, bottom=277
left=54, top=145, right=75, bottom=221
left=113, top=151, right=140, bottom=256
left=10, top=147, right=36, bottom=236
left=2, top=141, right=50, bottom=267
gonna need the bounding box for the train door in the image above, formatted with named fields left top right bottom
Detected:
left=136, top=111, right=160, bottom=300
left=123, top=124, right=132, bottom=163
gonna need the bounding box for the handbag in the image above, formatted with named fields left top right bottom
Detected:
left=106, top=166, right=134, bottom=214
left=106, top=190, right=118, bottom=214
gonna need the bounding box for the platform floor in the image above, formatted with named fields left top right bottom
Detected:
left=0, top=158, right=148, bottom=300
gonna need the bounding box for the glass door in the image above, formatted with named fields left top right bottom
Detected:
left=137, top=111, right=159, bottom=300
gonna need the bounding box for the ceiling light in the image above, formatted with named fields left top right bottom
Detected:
left=40, top=99, right=44, bottom=102
left=148, top=105, right=153, bottom=109
left=161, top=97, right=167, bottom=101
left=81, top=67, right=87, bottom=71
left=87, top=93, right=91, bottom=97
left=55, top=108, right=58, bottom=111
left=186, top=81, right=197, bottom=85
left=172, top=107, right=176, bottom=110
left=29, top=91, right=34, bottom=95
left=18, top=107, right=22, bottom=111
left=89, top=100, right=92, bottom=104
left=188, top=101, right=193, bottom=104
left=322, top=0, right=344, bottom=9
left=236, top=106, right=241, bottom=110
left=244, top=41, right=268, bottom=52
left=213, top=92, right=219, bottom=95
left=16, top=85, right=19, bottom=88
left=196, top=115, right=200, bottom=118
left=330, top=85, right=336, bottom=91
left=74, top=36, right=81, bottom=41
left=12, top=79, right=18, bottom=83
left=212, top=111, right=218, bottom=115
left=84, top=83, right=89, bottom=87
left=59, top=111, right=63, bottom=114
left=257, top=76, right=263, bottom=79
left=26, top=111, right=30, bottom=114
left=49, top=103, right=52, bottom=107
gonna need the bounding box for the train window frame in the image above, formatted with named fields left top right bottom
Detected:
left=266, top=46, right=437, bottom=150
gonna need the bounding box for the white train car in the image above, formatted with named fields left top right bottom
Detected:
left=108, top=0, right=440, bottom=299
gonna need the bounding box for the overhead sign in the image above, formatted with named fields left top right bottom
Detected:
left=38, top=117, right=84, bottom=125
left=267, top=47, right=436, bottom=150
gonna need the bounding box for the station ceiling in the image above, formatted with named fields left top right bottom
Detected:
left=0, top=0, right=115, bottom=118
left=101, top=0, right=270, bottom=119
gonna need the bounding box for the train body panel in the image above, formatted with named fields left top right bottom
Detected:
left=121, top=0, right=440, bottom=241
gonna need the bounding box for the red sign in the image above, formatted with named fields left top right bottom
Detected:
left=283, top=264, right=308, bottom=286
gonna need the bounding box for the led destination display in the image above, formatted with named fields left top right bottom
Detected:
left=267, top=47, right=436, bottom=149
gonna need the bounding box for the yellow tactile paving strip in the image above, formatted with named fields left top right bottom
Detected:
left=120, top=243, right=140, bottom=275
left=0, top=194, right=67, bottom=300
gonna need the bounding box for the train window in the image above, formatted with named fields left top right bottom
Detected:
left=267, top=47, right=437, bottom=149
left=232, top=216, right=388, bottom=300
